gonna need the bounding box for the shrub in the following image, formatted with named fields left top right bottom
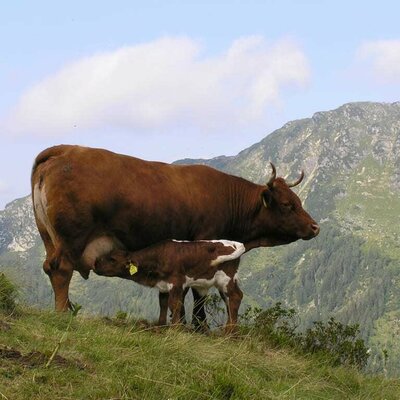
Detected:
left=115, top=310, right=128, bottom=321
left=244, top=302, right=299, bottom=348
left=0, top=273, right=18, bottom=314
left=303, top=318, right=369, bottom=369
left=240, top=302, right=369, bottom=370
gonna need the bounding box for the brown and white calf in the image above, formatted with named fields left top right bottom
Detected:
left=94, top=239, right=245, bottom=329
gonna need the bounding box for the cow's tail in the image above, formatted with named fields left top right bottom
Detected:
left=31, top=146, right=67, bottom=270
left=31, top=145, right=67, bottom=185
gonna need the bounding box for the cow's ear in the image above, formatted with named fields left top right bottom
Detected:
left=261, top=189, right=272, bottom=209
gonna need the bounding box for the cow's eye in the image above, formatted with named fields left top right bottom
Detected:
left=282, top=202, right=294, bottom=210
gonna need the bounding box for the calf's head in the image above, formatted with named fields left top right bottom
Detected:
left=257, top=163, right=319, bottom=244
left=94, top=250, right=133, bottom=277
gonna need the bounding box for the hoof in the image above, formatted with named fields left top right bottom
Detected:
left=224, top=324, right=239, bottom=336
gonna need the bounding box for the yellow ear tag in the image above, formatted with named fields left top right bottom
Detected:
left=128, top=263, right=138, bottom=275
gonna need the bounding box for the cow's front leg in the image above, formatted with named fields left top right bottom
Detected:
left=168, top=285, right=184, bottom=325
left=224, top=279, right=243, bottom=334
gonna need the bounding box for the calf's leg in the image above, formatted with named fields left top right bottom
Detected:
left=219, top=290, right=229, bottom=319
left=180, top=287, right=189, bottom=324
left=158, top=292, right=169, bottom=326
left=224, top=280, right=243, bottom=334
left=168, top=285, right=184, bottom=325
left=159, top=288, right=187, bottom=326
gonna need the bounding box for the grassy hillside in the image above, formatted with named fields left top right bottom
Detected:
left=1, top=308, right=399, bottom=400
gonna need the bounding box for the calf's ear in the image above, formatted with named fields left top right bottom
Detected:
left=126, top=260, right=139, bottom=275
left=261, top=189, right=272, bottom=209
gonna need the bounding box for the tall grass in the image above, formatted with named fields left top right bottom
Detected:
left=1, top=308, right=399, bottom=399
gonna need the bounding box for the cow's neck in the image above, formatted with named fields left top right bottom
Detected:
left=227, top=181, right=265, bottom=243
left=244, top=237, right=289, bottom=251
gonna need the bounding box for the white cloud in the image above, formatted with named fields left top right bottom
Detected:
left=356, top=40, right=400, bottom=84
left=3, top=36, right=310, bottom=136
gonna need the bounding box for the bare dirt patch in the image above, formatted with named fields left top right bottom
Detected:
left=0, top=346, right=85, bottom=369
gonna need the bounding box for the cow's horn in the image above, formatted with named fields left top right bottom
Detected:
left=267, top=162, right=276, bottom=187
left=287, top=170, right=305, bottom=188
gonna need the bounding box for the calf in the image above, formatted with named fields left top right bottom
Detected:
left=94, top=239, right=245, bottom=329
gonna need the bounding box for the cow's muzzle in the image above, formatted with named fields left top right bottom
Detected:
left=303, top=223, right=320, bottom=240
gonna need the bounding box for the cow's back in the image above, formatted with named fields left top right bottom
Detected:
left=31, top=145, right=240, bottom=258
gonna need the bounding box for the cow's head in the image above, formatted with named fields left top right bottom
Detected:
left=257, top=163, right=319, bottom=245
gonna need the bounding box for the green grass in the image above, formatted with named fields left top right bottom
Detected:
left=1, top=309, right=399, bottom=399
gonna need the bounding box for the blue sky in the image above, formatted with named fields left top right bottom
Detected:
left=1, top=1, right=400, bottom=208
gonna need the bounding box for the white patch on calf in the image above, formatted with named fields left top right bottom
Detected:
left=184, top=276, right=209, bottom=296
left=214, top=270, right=232, bottom=293
left=184, top=270, right=232, bottom=295
left=155, top=281, right=173, bottom=293
left=209, top=240, right=245, bottom=266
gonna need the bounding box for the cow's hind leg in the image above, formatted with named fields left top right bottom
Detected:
left=43, top=253, right=74, bottom=312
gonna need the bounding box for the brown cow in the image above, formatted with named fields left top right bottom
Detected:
left=93, top=239, right=245, bottom=328
left=31, top=145, right=319, bottom=324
